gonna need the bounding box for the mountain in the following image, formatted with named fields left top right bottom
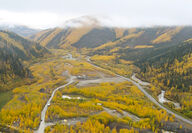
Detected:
left=0, top=30, right=49, bottom=59
left=0, top=25, right=40, bottom=37
left=93, top=26, right=192, bottom=53
left=30, top=16, right=192, bottom=50
left=29, top=16, right=117, bottom=48
left=0, top=30, right=49, bottom=91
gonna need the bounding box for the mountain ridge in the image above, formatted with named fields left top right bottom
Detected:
left=0, top=24, right=40, bottom=37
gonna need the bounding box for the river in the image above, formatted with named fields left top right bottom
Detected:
left=158, top=90, right=181, bottom=109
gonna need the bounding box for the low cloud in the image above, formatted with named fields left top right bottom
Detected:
left=0, top=10, right=80, bottom=29
left=0, top=7, right=192, bottom=29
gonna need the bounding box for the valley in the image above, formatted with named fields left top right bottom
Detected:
left=1, top=0, right=192, bottom=132
left=1, top=49, right=191, bottom=133
left=0, top=19, right=192, bottom=133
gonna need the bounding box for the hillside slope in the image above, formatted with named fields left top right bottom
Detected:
left=137, top=41, right=192, bottom=92
left=30, top=16, right=118, bottom=48
left=0, top=30, right=49, bottom=91
left=30, top=27, right=117, bottom=49
left=93, top=26, right=192, bottom=54
left=136, top=41, right=192, bottom=118
left=31, top=24, right=192, bottom=51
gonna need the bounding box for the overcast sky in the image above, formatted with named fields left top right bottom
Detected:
left=0, top=0, right=192, bottom=29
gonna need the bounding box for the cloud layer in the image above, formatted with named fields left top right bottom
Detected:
left=0, top=0, right=192, bottom=29
left=0, top=10, right=81, bottom=29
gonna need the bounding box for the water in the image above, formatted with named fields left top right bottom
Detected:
left=158, top=90, right=181, bottom=109
left=62, top=95, right=82, bottom=100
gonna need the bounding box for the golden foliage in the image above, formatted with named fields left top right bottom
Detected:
left=134, top=45, right=154, bottom=49
left=152, top=27, right=183, bottom=44
left=94, top=31, right=144, bottom=50
left=114, top=28, right=126, bottom=38
left=91, top=55, right=116, bottom=61
left=0, top=32, right=25, bottom=51
left=31, top=29, right=52, bottom=41
left=61, top=27, right=93, bottom=48
left=184, top=38, right=192, bottom=42
left=40, top=28, right=62, bottom=47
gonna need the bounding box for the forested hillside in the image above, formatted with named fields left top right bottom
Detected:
left=0, top=30, right=49, bottom=91
left=31, top=24, right=192, bottom=52
left=30, top=27, right=116, bottom=49
left=136, top=41, right=192, bottom=118
left=137, top=41, right=192, bottom=92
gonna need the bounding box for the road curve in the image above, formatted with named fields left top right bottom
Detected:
left=35, top=76, right=76, bottom=133
left=87, top=58, right=192, bottom=125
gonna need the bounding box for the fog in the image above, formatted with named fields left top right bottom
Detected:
left=0, top=0, right=192, bottom=29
